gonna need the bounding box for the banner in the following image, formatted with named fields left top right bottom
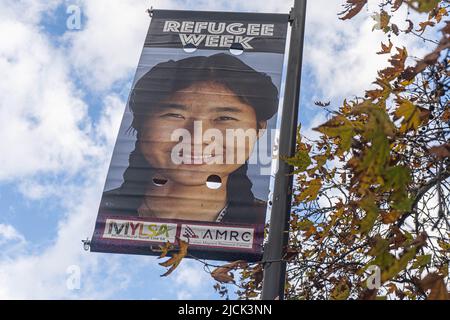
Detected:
left=90, top=9, right=289, bottom=262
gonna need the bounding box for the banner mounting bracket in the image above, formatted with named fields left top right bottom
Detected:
left=288, top=7, right=295, bottom=24
left=147, top=6, right=154, bottom=18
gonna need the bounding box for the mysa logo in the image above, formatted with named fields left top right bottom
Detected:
left=180, top=224, right=254, bottom=249
left=103, top=219, right=177, bottom=243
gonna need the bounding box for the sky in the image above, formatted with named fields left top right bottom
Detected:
left=0, top=0, right=436, bottom=299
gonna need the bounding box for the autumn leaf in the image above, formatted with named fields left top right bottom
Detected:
left=158, top=241, right=174, bottom=259
left=404, top=19, right=414, bottom=33
left=391, top=23, right=400, bottom=36
left=412, top=254, right=431, bottom=269
left=159, top=239, right=189, bottom=277
left=296, top=178, right=322, bottom=202
left=392, top=0, right=404, bottom=12
left=419, top=273, right=450, bottom=300
left=428, top=143, right=450, bottom=160
left=366, top=77, right=392, bottom=101
left=372, top=10, right=391, bottom=32
left=211, top=261, right=247, bottom=284
left=377, top=40, right=393, bottom=55
left=314, top=115, right=356, bottom=156
left=394, top=98, right=429, bottom=133
left=358, top=194, right=379, bottom=234
left=381, top=246, right=417, bottom=282
left=441, top=109, right=450, bottom=122
left=384, top=166, right=411, bottom=191
left=381, top=210, right=402, bottom=224
left=406, top=0, right=441, bottom=13
left=432, top=7, right=448, bottom=23
left=330, top=279, right=351, bottom=300
left=284, top=149, right=312, bottom=173
left=417, top=20, right=435, bottom=34
left=296, top=218, right=317, bottom=238
left=437, top=240, right=450, bottom=251
left=383, top=165, right=412, bottom=211
left=339, top=0, right=368, bottom=20
left=413, top=38, right=450, bottom=76
left=379, top=47, right=408, bottom=81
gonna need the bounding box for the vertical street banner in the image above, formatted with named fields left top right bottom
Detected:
left=90, top=9, right=289, bottom=262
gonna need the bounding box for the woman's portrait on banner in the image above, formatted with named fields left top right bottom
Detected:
left=99, top=53, right=280, bottom=224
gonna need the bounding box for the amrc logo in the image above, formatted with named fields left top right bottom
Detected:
left=180, top=224, right=254, bottom=249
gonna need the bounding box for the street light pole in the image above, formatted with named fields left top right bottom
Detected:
left=261, top=0, right=307, bottom=301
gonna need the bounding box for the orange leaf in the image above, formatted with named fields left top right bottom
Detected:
left=158, top=241, right=174, bottom=259
left=417, top=20, right=435, bottom=34
left=377, top=40, right=393, bottom=55
left=339, top=0, right=368, bottom=20
left=159, top=239, right=189, bottom=277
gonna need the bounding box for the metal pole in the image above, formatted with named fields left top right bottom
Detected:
left=261, top=0, right=307, bottom=300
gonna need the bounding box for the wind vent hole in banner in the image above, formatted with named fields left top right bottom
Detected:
left=229, top=43, right=244, bottom=55
left=183, top=43, right=198, bottom=53
left=206, top=175, right=222, bottom=190
left=153, top=177, right=168, bottom=186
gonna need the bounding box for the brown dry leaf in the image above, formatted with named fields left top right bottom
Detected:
left=391, top=23, right=400, bottom=35
left=404, top=19, right=414, bottom=33
left=428, top=143, right=450, bottom=160
left=420, top=273, right=450, bottom=300
left=159, top=239, right=189, bottom=277
left=211, top=260, right=247, bottom=284
left=414, top=38, right=450, bottom=75
left=339, top=0, right=368, bottom=20
left=381, top=210, right=402, bottom=224
left=158, top=241, right=174, bottom=259
left=377, top=40, right=393, bottom=55
left=392, top=0, right=404, bottom=12
left=417, top=20, right=435, bottom=33
left=433, top=7, right=448, bottom=23
left=441, top=109, right=450, bottom=122
left=380, top=47, right=408, bottom=80
left=359, top=288, right=377, bottom=300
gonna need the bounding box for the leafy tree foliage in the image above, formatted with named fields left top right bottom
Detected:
left=159, top=0, right=449, bottom=300
left=209, top=0, right=450, bottom=300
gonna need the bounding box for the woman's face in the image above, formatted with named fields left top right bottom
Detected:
left=139, top=81, right=266, bottom=187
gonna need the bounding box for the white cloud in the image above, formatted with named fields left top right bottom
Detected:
left=0, top=224, right=26, bottom=244
left=64, top=0, right=150, bottom=90
left=303, top=0, right=434, bottom=102
left=0, top=18, right=98, bottom=181
left=173, top=260, right=212, bottom=290
left=0, top=0, right=61, bottom=25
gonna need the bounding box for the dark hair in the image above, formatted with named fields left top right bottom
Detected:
left=116, top=53, right=279, bottom=223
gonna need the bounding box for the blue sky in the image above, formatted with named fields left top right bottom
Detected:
left=0, top=0, right=434, bottom=299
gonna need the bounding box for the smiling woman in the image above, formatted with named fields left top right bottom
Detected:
left=99, top=53, right=279, bottom=224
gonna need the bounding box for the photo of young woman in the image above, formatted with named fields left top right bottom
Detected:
left=99, top=53, right=280, bottom=225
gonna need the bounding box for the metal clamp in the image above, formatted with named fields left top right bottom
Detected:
left=288, top=7, right=295, bottom=24
left=147, top=6, right=154, bottom=18
left=82, top=238, right=91, bottom=251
